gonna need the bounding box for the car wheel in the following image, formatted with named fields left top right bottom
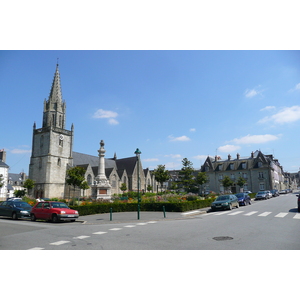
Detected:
left=229, top=203, right=232, bottom=210
left=298, top=207, right=300, bottom=213
left=12, top=212, right=18, bottom=220
left=30, top=214, right=36, bottom=221
left=236, top=202, right=239, bottom=208
left=52, top=214, right=59, bottom=223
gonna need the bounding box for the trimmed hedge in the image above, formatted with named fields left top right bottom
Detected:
left=70, top=199, right=214, bottom=216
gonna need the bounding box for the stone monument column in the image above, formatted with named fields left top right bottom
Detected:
left=92, top=140, right=112, bottom=201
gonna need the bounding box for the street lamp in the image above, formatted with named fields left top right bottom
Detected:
left=134, top=148, right=141, bottom=219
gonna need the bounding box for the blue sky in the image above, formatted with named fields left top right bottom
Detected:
left=1, top=50, right=300, bottom=174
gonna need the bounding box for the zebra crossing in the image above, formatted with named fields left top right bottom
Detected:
left=204, top=209, right=300, bottom=220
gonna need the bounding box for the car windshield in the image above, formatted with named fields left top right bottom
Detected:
left=257, top=192, right=265, bottom=194
left=235, top=193, right=244, bottom=197
left=14, top=202, right=31, bottom=208
left=51, top=202, right=69, bottom=208
left=217, top=195, right=229, bottom=201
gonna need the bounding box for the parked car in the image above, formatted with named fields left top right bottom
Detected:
left=255, top=191, right=270, bottom=200
left=279, top=189, right=287, bottom=194
left=0, top=200, right=32, bottom=220
left=30, top=201, right=79, bottom=222
left=235, top=192, right=251, bottom=206
left=270, top=189, right=279, bottom=197
left=296, top=194, right=300, bottom=213
left=211, top=194, right=239, bottom=211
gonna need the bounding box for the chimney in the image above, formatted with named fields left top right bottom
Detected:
left=237, top=153, right=240, bottom=160
left=228, top=154, right=231, bottom=160
left=251, top=151, right=254, bottom=158
left=0, top=149, right=6, bottom=162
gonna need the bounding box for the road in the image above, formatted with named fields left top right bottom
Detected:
left=0, top=192, right=299, bottom=250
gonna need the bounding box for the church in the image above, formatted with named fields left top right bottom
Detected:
left=29, top=64, right=157, bottom=200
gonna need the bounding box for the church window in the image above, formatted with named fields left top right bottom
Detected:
left=87, top=174, right=92, bottom=185
left=112, top=175, right=117, bottom=188
left=59, top=115, right=62, bottom=127
left=57, top=158, right=61, bottom=166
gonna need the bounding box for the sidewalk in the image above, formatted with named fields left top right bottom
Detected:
left=77, top=208, right=210, bottom=225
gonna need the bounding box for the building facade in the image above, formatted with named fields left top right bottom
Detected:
left=200, top=151, right=286, bottom=194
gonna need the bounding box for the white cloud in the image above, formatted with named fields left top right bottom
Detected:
left=244, top=86, right=264, bottom=98
left=93, top=109, right=119, bottom=125
left=260, top=106, right=276, bottom=111
left=244, top=89, right=258, bottom=98
left=10, top=149, right=31, bottom=154
left=168, top=135, right=191, bottom=142
left=232, top=134, right=279, bottom=144
left=143, top=158, right=159, bottom=162
left=189, top=128, right=196, bottom=132
left=289, top=83, right=300, bottom=92
left=108, top=118, right=119, bottom=125
left=218, top=145, right=241, bottom=153
left=165, top=154, right=181, bottom=159
left=258, top=106, right=300, bottom=125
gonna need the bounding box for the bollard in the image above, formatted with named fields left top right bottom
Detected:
left=110, top=207, right=113, bottom=221
left=163, top=206, right=166, bottom=218
left=137, top=204, right=140, bottom=220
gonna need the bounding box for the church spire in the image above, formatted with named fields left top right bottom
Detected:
left=48, top=64, right=63, bottom=104
left=42, top=64, right=66, bottom=129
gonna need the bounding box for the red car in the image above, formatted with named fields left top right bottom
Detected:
left=30, top=201, right=79, bottom=222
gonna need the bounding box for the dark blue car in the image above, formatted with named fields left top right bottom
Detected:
left=235, top=192, right=251, bottom=206
left=0, top=200, right=32, bottom=220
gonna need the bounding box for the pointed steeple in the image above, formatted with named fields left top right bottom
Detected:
left=42, top=64, right=66, bottom=129
left=48, top=64, right=63, bottom=104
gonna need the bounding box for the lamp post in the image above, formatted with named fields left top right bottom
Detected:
left=134, top=148, right=141, bottom=220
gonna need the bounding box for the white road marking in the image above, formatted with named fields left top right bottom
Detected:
left=182, top=210, right=201, bottom=215
left=275, top=213, right=288, bottom=218
left=244, top=211, right=258, bottom=216
left=109, top=228, right=122, bottom=231
left=258, top=212, right=272, bottom=217
left=293, top=214, right=300, bottom=219
left=147, top=221, right=157, bottom=223
left=136, top=223, right=147, bottom=225
left=214, top=211, right=232, bottom=215
left=50, top=240, right=70, bottom=246
left=92, top=231, right=107, bottom=235
left=28, top=247, right=44, bottom=250
left=73, top=235, right=90, bottom=239
left=228, top=211, right=244, bottom=215
left=124, top=225, right=136, bottom=227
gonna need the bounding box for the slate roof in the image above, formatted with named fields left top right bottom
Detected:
left=72, top=151, right=116, bottom=169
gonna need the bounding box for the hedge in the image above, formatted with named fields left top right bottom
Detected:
left=70, top=199, right=214, bottom=216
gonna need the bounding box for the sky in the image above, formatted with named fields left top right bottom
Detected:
left=1, top=50, right=300, bottom=174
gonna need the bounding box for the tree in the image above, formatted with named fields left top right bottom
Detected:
left=236, top=176, right=247, bottom=192
left=195, top=172, right=208, bottom=195
left=120, top=183, right=127, bottom=193
left=153, top=165, right=170, bottom=192
left=179, top=158, right=195, bottom=193
left=147, top=185, right=152, bottom=192
left=66, top=166, right=89, bottom=198
left=221, top=175, right=234, bottom=193
left=14, top=189, right=26, bottom=197
left=23, top=178, right=35, bottom=196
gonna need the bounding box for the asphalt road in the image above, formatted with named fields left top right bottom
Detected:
left=0, top=192, right=299, bottom=250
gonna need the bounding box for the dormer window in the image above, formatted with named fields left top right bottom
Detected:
left=229, top=163, right=234, bottom=170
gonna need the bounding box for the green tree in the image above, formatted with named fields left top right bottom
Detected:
left=120, top=182, right=127, bottom=193
left=14, top=189, right=26, bottom=197
left=236, top=176, right=247, bottom=192
left=153, top=165, right=170, bottom=192
left=179, top=158, right=195, bottom=193
left=221, top=175, right=234, bottom=193
left=23, top=178, right=35, bottom=196
left=195, top=172, right=208, bottom=195
left=66, top=166, right=89, bottom=198
left=147, top=185, right=152, bottom=192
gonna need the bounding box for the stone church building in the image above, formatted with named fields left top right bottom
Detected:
left=29, top=64, right=156, bottom=199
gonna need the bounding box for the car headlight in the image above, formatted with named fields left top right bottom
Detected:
left=60, top=211, right=66, bottom=214
left=74, top=211, right=78, bottom=214
left=20, top=210, right=29, bottom=214
left=222, top=202, right=228, bottom=206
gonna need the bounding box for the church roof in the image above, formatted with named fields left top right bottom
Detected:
left=72, top=151, right=116, bottom=169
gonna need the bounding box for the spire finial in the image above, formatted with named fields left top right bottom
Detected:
left=57, top=57, right=59, bottom=66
